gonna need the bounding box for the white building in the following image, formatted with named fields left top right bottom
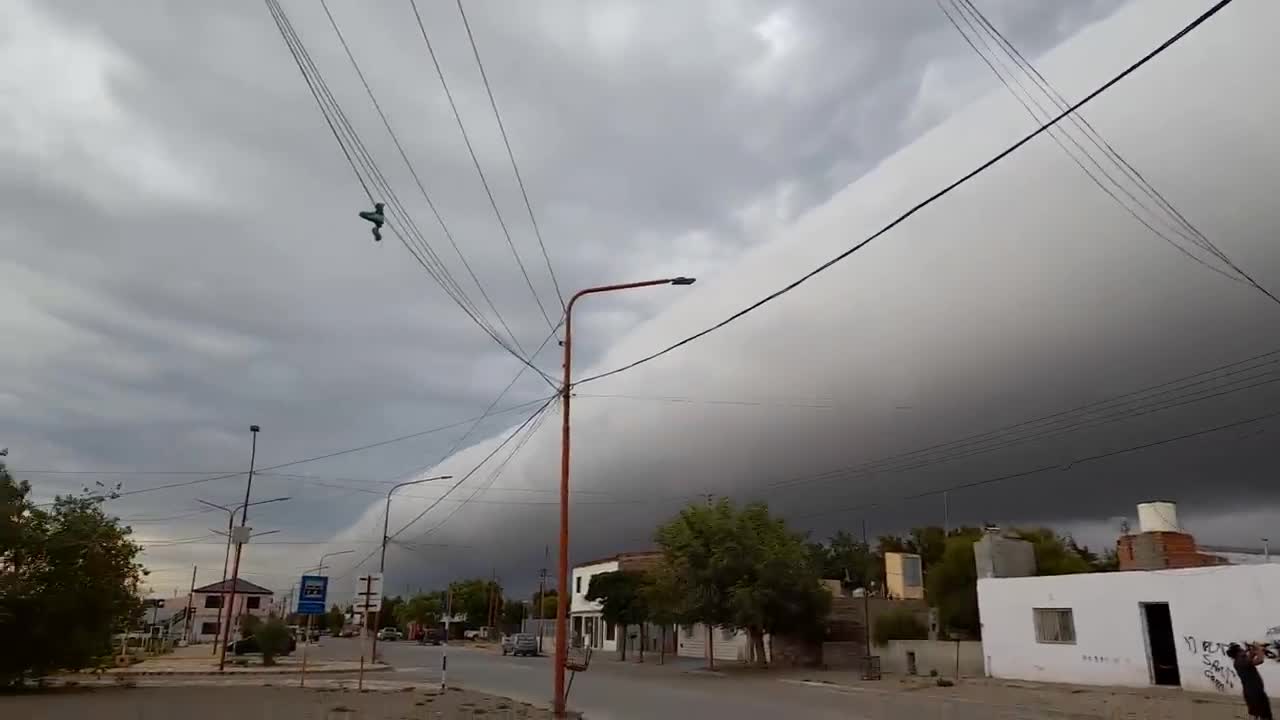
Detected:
left=675, top=623, right=762, bottom=663
left=189, top=578, right=275, bottom=643
left=978, top=564, right=1280, bottom=697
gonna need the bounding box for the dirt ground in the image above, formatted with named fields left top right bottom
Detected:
left=0, top=685, right=554, bottom=720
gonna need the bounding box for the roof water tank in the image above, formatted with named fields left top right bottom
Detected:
left=1137, top=501, right=1179, bottom=533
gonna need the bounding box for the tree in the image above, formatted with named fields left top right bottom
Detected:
left=641, top=562, right=686, bottom=665
left=873, top=607, right=928, bottom=646
left=254, top=616, right=291, bottom=666
left=0, top=464, right=145, bottom=685
left=535, top=590, right=559, bottom=621
left=240, top=613, right=262, bottom=639
left=500, top=599, right=525, bottom=630
left=812, top=531, right=875, bottom=591
left=1015, top=527, right=1092, bottom=576
left=399, top=592, right=442, bottom=630
left=378, top=595, right=405, bottom=630
left=586, top=571, right=648, bottom=660
left=655, top=499, right=829, bottom=667
left=448, top=578, right=501, bottom=629
left=326, top=604, right=345, bottom=635
left=925, top=535, right=980, bottom=638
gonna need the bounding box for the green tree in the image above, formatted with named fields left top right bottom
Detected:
left=1015, top=527, right=1092, bottom=575
left=326, top=604, right=345, bottom=635
left=586, top=571, right=648, bottom=660
left=254, top=616, right=291, bottom=666
left=812, top=531, right=875, bottom=590
left=378, top=595, right=405, bottom=630
left=532, top=589, right=558, bottom=621
left=500, top=599, right=525, bottom=629
left=655, top=499, right=829, bottom=667
left=0, top=464, right=145, bottom=685
left=640, top=563, right=686, bottom=665
left=448, top=578, right=501, bottom=629
left=925, top=534, right=980, bottom=638
left=399, top=592, right=442, bottom=629
left=240, top=613, right=262, bottom=639
left=873, top=607, right=928, bottom=646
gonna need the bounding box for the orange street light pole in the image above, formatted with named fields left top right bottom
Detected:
left=553, top=276, right=695, bottom=717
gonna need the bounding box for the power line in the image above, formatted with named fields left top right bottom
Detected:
left=265, top=0, right=557, bottom=387
left=575, top=0, right=1242, bottom=388
left=573, top=392, right=836, bottom=408
left=408, top=0, right=559, bottom=334
left=385, top=396, right=556, bottom=542
left=765, top=347, right=1280, bottom=493
left=454, top=0, right=565, bottom=312
left=792, top=405, right=1280, bottom=522
left=318, top=0, right=530, bottom=355
left=45, top=394, right=553, bottom=503
left=941, top=0, right=1278, bottom=305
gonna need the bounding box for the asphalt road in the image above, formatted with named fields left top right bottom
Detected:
left=303, top=637, right=1056, bottom=719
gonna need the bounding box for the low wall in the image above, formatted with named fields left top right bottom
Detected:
left=875, top=639, right=984, bottom=677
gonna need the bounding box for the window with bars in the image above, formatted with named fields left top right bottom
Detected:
left=1033, top=608, right=1076, bottom=644
left=203, top=595, right=222, bottom=609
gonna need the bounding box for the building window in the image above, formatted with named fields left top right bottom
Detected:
left=682, top=625, right=694, bottom=639
left=721, top=627, right=736, bottom=641
left=246, top=597, right=261, bottom=609
left=204, top=595, right=222, bottom=609
left=576, top=576, right=582, bottom=594
left=201, top=622, right=220, bottom=635
left=605, top=621, right=615, bottom=641
left=1033, top=608, right=1076, bottom=644
left=902, top=555, right=923, bottom=588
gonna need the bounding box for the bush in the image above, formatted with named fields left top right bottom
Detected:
left=255, top=617, right=291, bottom=666
left=873, top=608, right=928, bottom=646
left=239, top=614, right=262, bottom=639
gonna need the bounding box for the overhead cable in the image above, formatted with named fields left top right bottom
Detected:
left=574, top=0, right=1243, bottom=388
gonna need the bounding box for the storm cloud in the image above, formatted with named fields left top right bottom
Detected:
left=4, top=0, right=1275, bottom=597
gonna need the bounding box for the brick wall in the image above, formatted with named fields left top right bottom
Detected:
left=1117, top=532, right=1229, bottom=570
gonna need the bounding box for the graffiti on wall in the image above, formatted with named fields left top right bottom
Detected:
left=1182, top=633, right=1280, bottom=693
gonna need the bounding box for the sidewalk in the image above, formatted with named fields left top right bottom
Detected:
left=776, top=670, right=1247, bottom=720
left=77, top=646, right=391, bottom=676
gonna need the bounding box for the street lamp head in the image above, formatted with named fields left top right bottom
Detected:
left=669, top=276, right=697, bottom=286
left=250, top=424, right=260, bottom=433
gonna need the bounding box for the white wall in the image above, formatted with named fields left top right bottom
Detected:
left=876, top=640, right=984, bottom=677
left=676, top=623, right=762, bottom=663
left=978, top=564, right=1280, bottom=698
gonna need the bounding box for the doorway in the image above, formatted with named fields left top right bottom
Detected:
left=1142, top=602, right=1181, bottom=686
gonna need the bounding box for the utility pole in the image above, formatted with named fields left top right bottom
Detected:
left=218, top=424, right=260, bottom=672
left=537, top=563, right=547, bottom=653
left=554, top=276, right=696, bottom=718
left=943, top=491, right=950, bottom=534
left=441, top=588, right=451, bottom=690
left=861, top=518, right=873, bottom=663
left=183, top=565, right=197, bottom=644
left=373, top=474, right=451, bottom=663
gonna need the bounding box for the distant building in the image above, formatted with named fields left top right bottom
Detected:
left=974, top=527, right=1037, bottom=579
left=188, top=578, right=274, bottom=643
left=883, top=552, right=924, bottom=599
left=569, top=551, right=662, bottom=654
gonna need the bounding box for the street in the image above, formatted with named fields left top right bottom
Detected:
left=300, top=637, right=1086, bottom=719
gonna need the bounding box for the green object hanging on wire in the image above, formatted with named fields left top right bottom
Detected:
left=358, top=202, right=385, bottom=242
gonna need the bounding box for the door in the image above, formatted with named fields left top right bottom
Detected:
left=1142, top=602, right=1181, bottom=686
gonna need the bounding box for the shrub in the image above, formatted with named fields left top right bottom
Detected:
left=873, top=608, right=928, bottom=646
left=255, top=617, right=292, bottom=666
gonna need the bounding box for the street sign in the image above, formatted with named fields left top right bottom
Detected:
left=354, top=572, right=383, bottom=612
left=297, top=575, right=328, bottom=615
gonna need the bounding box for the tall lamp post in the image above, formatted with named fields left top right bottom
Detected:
left=553, top=277, right=695, bottom=717
left=370, top=474, right=452, bottom=662
left=218, top=424, right=261, bottom=672
left=196, top=494, right=289, bottom=655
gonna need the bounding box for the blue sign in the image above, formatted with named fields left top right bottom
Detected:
left=297, top=575, right=328, bottom=615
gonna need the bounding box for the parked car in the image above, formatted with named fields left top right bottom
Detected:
left=377, top=627, right=403, bottom=641
left=227, top=635, right=297, bottom=656
left=501, top=633, right=538, bottom=657
left=340, top=628, right=358, bottom=638
left=417, top=628, right=443, bottom=645
left=463, top=629, right=480, bottom=640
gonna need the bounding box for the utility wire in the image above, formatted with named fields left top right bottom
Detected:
left=575, top=0, right=1242, bottom=388
left=385, top=396, right=556, bottom=542
left=455, top=0, right=566, bottom=312
left=266, top=0, right=558, bottom=387
left=766, top=347, right=1280, bottom=492
left=408, top=0, right=559, bottom=333
left=942, top=0, right=1279, bottom=305
left=793, top=405, right=1280, bottom=522
left=319, top=0, right=530, bottom=355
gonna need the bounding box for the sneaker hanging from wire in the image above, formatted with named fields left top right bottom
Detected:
left=358, top=202, right=386, bottom=242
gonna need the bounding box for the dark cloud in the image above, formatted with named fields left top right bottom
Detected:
left=18, top=0, right=1276, bottom=598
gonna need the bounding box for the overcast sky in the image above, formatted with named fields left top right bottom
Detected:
left=4, top=0, right=1278, bottom=599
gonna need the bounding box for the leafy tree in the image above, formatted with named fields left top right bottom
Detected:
left=448, top=578, right=501, bottom=629
left=655, top=499, right=828, bottom=667
left=0, top=464, right=145, bottom=685
left=586, top=571, right=648, bottom=660
left=398, top=592, right=442, bottom=629
left=537, top=591, right=559, bottom=621
left=326, top=604, right=345, bottom=635
left=378, top=595, right=405, bottom=630
left=873, top=607, right=929, bottom=646
left=254, top=616, right=291, bottom=666
left=811, top=531, right=875, bottom=590
left=925, top=535, right=980, bottom=638
left=500, top=598, right=525, bottom=629
left=641, top=562, right=686, bottom=665
left=1015, top=527, right=1092, bottom=575
left=240, top=613, right=262, bottom=639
